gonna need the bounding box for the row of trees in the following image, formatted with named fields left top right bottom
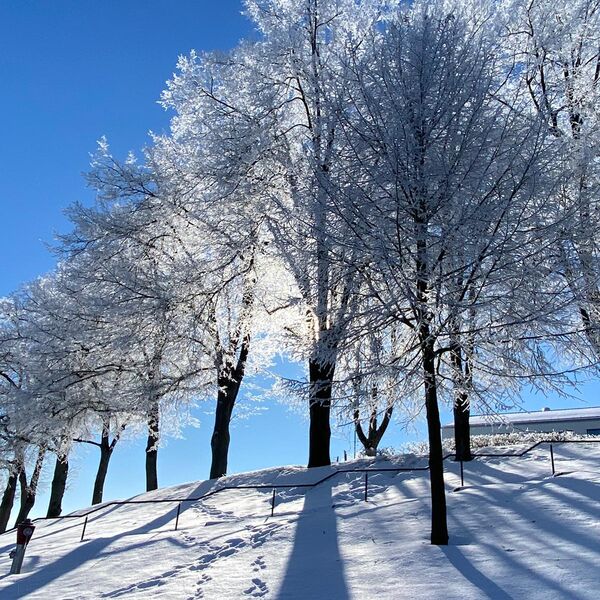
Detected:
left=1, top=0, right=599, bottom=545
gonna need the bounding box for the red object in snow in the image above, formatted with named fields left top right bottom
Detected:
left=16, top=519, right=36, bottom=546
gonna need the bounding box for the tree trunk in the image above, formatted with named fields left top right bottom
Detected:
left=47, top=455, right=69, bottom=518
left=91, top=420, right=122, bottom=505
left=453, top=397, right=472, bottom=462
left=308, top=360, right=334, bottom=468
left=15, top=448, right=45, bottom=525
left=414, top=206, right=448, bottom=545
left=450, top=340, right=473, bottom=462
left=0, top=471, right=18, bottom=533
left=354, top=385, right=394, bottom=457
left=18, top=469, right=27, bottom=517
left=423, top=338, right=449, bottom=545
left=91, top=439, right=113, bottom=506
left=210, top=384, right=235, bottom=479
left=145, top=401, right=159, bottom=491
left=210, top=333, right=251, bottom=479
left=91, top=448, right=111, bottom=505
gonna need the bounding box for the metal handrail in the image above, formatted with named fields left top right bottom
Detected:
left=1, top=438, right=597, bottom=538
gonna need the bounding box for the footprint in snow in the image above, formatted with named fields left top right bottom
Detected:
left=105, top=574, right=169, bottom=597
left=189, top=536, right=249, bottom=572
left=182, top=534, right=197, bottom=544
left=193, top=500, right=236, bottom=522
left=244, top=577, right=268, bottom=597
left=249, top=523, right=283, bottom=547
left=252, top=556, right=267, bottom=572
left=193, top=573, right=212, bottom=598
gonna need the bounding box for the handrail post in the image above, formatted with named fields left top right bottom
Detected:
left=80, top=516, right=88, bottom=543
left=550, top=443, right=555, bottom=476
left=364, top=472, right=368, bottom=502
left=271, top=489, right=276, bottom=517
left=460, top=460, right=464, bottom=488
left=174, top=503, right=181, bottom=531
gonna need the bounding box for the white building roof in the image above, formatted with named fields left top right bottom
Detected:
left=442, top=406, right=600, bottom=429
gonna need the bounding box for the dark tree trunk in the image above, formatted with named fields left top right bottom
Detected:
left=210, top=384, right=235, bottom=479
left=47, top=455, right=69, bottom=518
left=422, top=338, right=449, bottom=545
left=91, top=448, right=111, bottom=505
left=354, top=411, right=376, bottom=456
left=453, top=398, right=472, bottom=462
left=450, top=341, right=473, bottom=462
left=210, top=333, right=251, bottom=479
left=0, top=471, right=18, bottom=533
left=92, top=437, right=112, bottom=506
left=354, top=385, right=394, bottom=457
left=146, top=402, right=159, bottom=491
left=91, top=420, right=123, bottom=505
left=414, top=208, right=449, bottom=545
left=308, top=360, right=334, bottom=468
left=18, top=469, right=27, bottom=516
left=15, top=448, right=45, bottom=526
left=209, top=250, right=255, bottom=480
left=354, top=395, right=376, bottom=456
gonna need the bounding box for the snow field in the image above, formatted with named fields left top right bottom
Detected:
left=0, top=442, right=598, bottom=599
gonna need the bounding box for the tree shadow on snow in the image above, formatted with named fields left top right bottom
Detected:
left=0, top=480, right=213, bottom=598
left=276, top=482, right=349, bottom=600
left=444, top=474, right=599, bottom=598
left=442, top=546, right=513, bottom=600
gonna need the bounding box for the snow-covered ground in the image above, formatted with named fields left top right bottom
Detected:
left=0, top=442, right=598, bottom=599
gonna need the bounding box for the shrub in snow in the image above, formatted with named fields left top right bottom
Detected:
left=399, top=431, right=597, bottom=456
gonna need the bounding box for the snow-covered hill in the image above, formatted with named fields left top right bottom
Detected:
left=0, top=442, right=598, bottom=599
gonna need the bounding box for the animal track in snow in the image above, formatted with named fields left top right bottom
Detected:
left=252, top=555, right=267, bottom=572
left=192, top=572, right=212, bottom=598
left=105, top=522, right=282, bottom=598
left=188, top=535, right=248, bottom=572
left=104, top=566, right=181, bottom=597
left=244, top=577, right=269, bottom=597
left=249, top=522, right=283, bottom=547
left=192, top=499, right=237, bottom=522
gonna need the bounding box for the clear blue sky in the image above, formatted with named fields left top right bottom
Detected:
left=0, top=1, right=596, bottom=519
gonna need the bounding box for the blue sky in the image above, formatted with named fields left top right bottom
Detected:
left=0, top=0, right=372, bottom=517
left=0, top=1, right=252, bottom=288
left=0, top=1, right=597, bottom=518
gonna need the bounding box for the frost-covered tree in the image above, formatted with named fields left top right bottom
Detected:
left=0, top=282, right=117, bottom=514
left=333, top=322, right=415, bottom=457
left=335, top=0, right=567, bottom=544
left=2, top=0, right=594, bottom=544
left=0, top=307, right=28, bottom=530
left=504, top=0, right=600, bottom=355
left=59, top=193, right=205, bottom=490
left=242, top=0, right=393, bottom=468
left=162, top=0, right=391, bottom=468
left=78, top=139, right=271, bottom=480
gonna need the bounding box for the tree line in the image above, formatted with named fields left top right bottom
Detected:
left=1, top=0, right=599, bottom=546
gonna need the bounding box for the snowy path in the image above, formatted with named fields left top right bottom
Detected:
left=0, top=443, right=598, bottom=599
